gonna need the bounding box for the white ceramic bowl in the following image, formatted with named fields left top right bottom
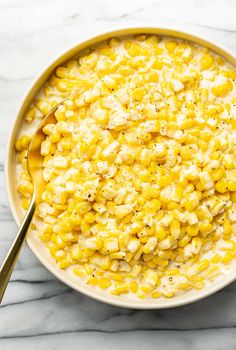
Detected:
left=5, top=26, right=236, bottom=309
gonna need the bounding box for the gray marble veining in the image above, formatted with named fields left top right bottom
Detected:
left=1, top=0, right=236, bottom=348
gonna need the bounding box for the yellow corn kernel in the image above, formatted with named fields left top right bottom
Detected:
left=158, top=250, right=174, bottom=260
left=158, top=236, right=176, bottom=250
left=84, top=264, right=93, bottom=276
left=215, top=179, right=228, bottom=193
left=211, top=254, right=221, bottom=264
left=109, top=252, right=126, bottom=259
left=170, top=220, right=181, bottom=239
left=97, top=277, right=112, bottom=289
left=178, top=276, right=192, bottom=290
left=60, top=138, right=73, bottom=151
left=205, top=266, right=220, bottom=279
left=25, top=106, right=38, bottom=122
left=87, top=276, right=97, bottom=286
left=49, top=246, right=59, bottom=258
left=143, top=237, right=158, bottom=254
left=223, top=155, right=235, bottom=169
left=155, top=227, right=167, bottom=241
left=132, top=87, right=145, bottom=101
left=85, top=237, right=102, bottom=250
left=119, top=66, right=133, bottom=77
left=57, top=259, right=70, bottom=269
left=17, top=181, right=34, bottom=197
left=212, top=81, right=232, bottom=97
left=17, top=150, right=27, bottom=164
left=227, top=180, right=236, bottom=192
left=73, top=267, right=85, bottom=277
left=15, top=135, right=30, bottom=152
left=56, top=66, right=69, bottom=78
left=141, top=284, right=153, bottom=293
left=152, top=290, right=161, bottom=298
left=153, top=256, right=169, bottom=267
left=127, top=238, right=141, bottom=253
left=94, top=109, right=109, bottom=125
left=115, top=204, right=133, bottom=219
left=199, top=222, right=213, bottom=235
left=165, top=269, right=180, bottom=276
left=53, top=155, right=68, bottom=169
left=220, top=240, right=235, bottom=251
left=186, top=224, right=199, bottom=237
left=84, top=212, right=95, bottom=224
left=129, top=281, right=138, bottom=293
left=93, top=203, right=106, bottom=214
left=211, top=167, right=225, bottom=182
left=162, top=291, right=175, bottom=298
left=183, top=192, right=201, bottom=211
left=194, top=281, right=205, bottom=290
left=103, top=238, right=119, bottom=253
left=144, top=71, right=159, bottom=83
left=144, top=199, right=161, bottom=213
left=180, top=118, right=195, bottom=130
left=231, top=192, right=236, bottom=203
left=158, top=173, right=172, bottom=187
left=107, top=272, right=123, bottom=281
left=165, top=40, right=177, bottom=52
left=196, top=259, right=210, bottom=272
left=222, top=252, right=233, bottom=265
left=21, top=197, right=30, bottom=210
left=108, top=37, right=120, bottom=48
left=112, top=282, right=129, bottom=295
left=152, top=59, right=163, bottom=70
left=192, top=275, right=204, bottom=283
left=200, top=54, right=214, bottom=71
left=223, top=220, right=231, bottom=235
left=178, top=234, right=191, bottom=248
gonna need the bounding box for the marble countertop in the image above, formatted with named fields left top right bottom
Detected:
left=1, top=0, right=236, bottom=348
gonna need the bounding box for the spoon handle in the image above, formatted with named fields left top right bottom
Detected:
left=0, top=200, right=35, bottom=303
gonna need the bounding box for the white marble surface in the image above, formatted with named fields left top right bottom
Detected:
left=1, top=0, right=236, bottom=348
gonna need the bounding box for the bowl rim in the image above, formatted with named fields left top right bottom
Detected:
left=5, top=24, right=236, bottom=309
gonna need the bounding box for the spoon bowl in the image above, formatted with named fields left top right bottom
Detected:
left=27, top=105, right=58, bottom=202
left=0, top=102, right=62, bottom=302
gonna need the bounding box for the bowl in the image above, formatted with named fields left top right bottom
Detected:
left=5, top=26, right=236, bottom=309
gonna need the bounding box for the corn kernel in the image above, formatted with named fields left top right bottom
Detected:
left=97, top=277, right=112, bottom=289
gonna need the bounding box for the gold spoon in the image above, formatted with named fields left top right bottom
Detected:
left=0, top=102, right=63, bottom=303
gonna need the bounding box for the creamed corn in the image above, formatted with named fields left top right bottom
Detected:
left=15, top=34, right=236, bottom=298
